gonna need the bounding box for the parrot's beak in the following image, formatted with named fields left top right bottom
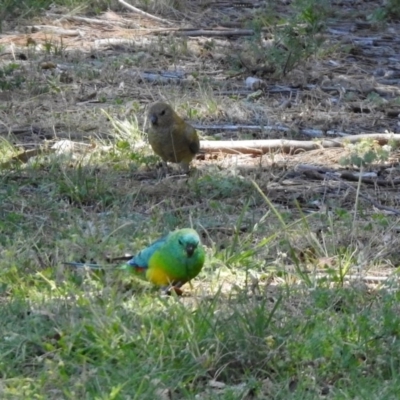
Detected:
left=186, top=243, right=197, bottom=257
left=150, top=114, right=158, bottom=125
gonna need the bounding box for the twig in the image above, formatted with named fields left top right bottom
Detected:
left=154, top=28, right=254, bottom=37
left=46, top=13, right=138, bottom=28
left=117, top=0, right=173, bottom=25
left=175, top=29, right=254, bottom=37
left=295, top=164, right=337, bottom=174
left=296, top=165, right=400, bottom=187
left=374, top=84, right=400, bottom=97
left=314, top=273, right=399, bottom=283
left=193, top=123, right=291, bottom=133
left=339, top=172, right=400, bottom=187
left=27, top=25, right=82, bottom=36
left=326, top=173, right=400, bottom=215
left=0, top=125, right=47, bottom=136
left=94, top=38, right=137, bottom=47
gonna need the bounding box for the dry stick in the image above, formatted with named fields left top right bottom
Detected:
left=26, top=25, right=81, bottom=36
left=326, top=173, right=400, bottom=215
left=194, top=122, right=372, bottom=138
left=117, top=0, right=173, bottom=25
left=175, top=29, right=254, bottom=37
left=94, top=38, right=138, bottom=47
left=153, top=28, right=254, bottom=37
left=0, top=125, right=45, bottom=136
left=200, top=139, right=334, bottom=155
left=375, top=85, right=400, bottom=96
left=339, top=172, right=400, bottom=187
left=46, top=13, right=137, bottom=28
left=200, top=133, right=400, bottom=155
left=295, top=164, right=338, bottom=174
left=296, top=165, right=400, bottom=186
left=314, top=273, right=399, bottom=283
left=193, top=124, right=292, bottom=132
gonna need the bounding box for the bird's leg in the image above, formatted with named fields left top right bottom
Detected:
left=156, top=161, right=169, bottom=178
left=161, top=281, right=185, bottom=296
left=161, top=163, right=189, bottom=179
left=179, top=161, right=190, bottom=174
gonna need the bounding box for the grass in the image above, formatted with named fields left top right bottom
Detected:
left=2, top=143, right=400, bottom=399
left=2, top=0, right=400, bottom=398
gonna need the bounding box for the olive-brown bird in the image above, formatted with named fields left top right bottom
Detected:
left=147, top=102, right=200, bottom=172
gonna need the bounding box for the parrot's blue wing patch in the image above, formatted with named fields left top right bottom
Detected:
left=126, top=234, right=169, bottom=269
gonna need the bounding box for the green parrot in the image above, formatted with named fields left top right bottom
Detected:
left=65, top=228, right=205, bottom=291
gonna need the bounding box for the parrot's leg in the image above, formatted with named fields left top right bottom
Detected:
left=161, top=281, right=185, bottom=296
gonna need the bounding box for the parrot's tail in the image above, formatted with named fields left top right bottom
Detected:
left=63, top=261, right=140, bottom=273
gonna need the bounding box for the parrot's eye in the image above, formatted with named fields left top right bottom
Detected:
left=160, top=109, right=166, bottom=116
left=178, top=239, right=183, bottom=246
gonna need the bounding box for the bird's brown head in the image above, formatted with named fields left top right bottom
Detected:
left=148, top=102, right=175, bottom=127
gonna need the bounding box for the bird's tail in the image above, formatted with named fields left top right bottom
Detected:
left=63, top=261, right=145, bottom=274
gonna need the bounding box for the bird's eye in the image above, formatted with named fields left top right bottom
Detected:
left=178, top=239, right=183, bottom=246
left=160, top=110, right=166, bottom=116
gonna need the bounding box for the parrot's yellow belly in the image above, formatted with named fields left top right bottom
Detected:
left=146, top=264, right=177, bottom=286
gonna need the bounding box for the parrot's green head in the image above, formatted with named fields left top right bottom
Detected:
left=176, top=229, right=202, bottom=258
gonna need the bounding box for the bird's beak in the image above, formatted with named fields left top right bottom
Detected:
left=186, top=244, right=197, bottom=257
left=150, top=114, right=158, bottom=125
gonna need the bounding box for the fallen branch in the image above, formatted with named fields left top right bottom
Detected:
left=151, top=27, right=254, bottom=37
left=314, top=273, right=399, bottom=283
left=193, top=123, right=291, bottom=133
left=170, top=29, right=254, bottom=37
left=27, top=25, right=82, bottom=36
left=137, top=71, right=184, bottom=83
left=0, top=125, right=48, bottom=137
left=200, top=133, right=400, bottom=155
left=200, top=139, right=323, bottom=155
left=117, top=0, right=173, bottom=25
left=95, top=38, right=136, bottom=47
left=295, top=164, right=338, bottom=174
left=296, top=164, right=400, bottom=187
left=45, top=13, right=139, bottom=28
left=339, top=172, right=400, bottom=187
left=374, top=84, right=400, bottom=97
